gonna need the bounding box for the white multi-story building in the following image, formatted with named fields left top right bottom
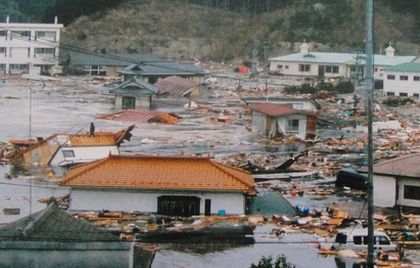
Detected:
left=383, top=63, right=420, bottom=98
left=0, top=16, right=63, bottom=75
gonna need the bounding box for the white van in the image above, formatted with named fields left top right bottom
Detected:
left=332, top=228, right=397, bottom=252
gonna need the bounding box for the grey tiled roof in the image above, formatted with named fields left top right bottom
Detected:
left=120, top=61, right=206, bottom=76
left=69, top=51, right=161, bottom=66
left=0, top=200, right=119, bottom=242
left=110, top=77, right=157, bottom=95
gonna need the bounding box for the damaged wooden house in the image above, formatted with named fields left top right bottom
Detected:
left=6, top=125, right=134, bottom=167
left=155, top=75, right=209, bottom=99
left=248, top=102, right=317, bottom=139
left=60, top=154, right=256, bottom=216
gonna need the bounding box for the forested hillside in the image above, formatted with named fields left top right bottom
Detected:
left=2, top=0, right=420, bottom=61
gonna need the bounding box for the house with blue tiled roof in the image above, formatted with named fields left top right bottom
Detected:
left=269, top=41, right=415, bottom=80
left=383, top=62, right=420, bottom=97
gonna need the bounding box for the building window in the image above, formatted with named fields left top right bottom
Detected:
left=333, top=66, right=339, bottom=73
left=122, top=96, right=136, bottom=109
left=286, top=119, right=299, bottom=133
left=353, top=236, right=362, bottom=245
left=414, top=93, right=419, bottom=98
left=374, top=68, right=378, bottom=72
left=414, top=76, right=420, bottom=81
left=285, top=65, right=289, bottom=69
left=386, top=92, right=395, bottom=96
left=378, top=236, right=390, bottom=245
left=35, top=31, right=56, bottom=41
left=34, top=48, right=55, bottom=54
left=400, top=75, right=408, bottom=81
left=11, top=31, right=30, bottom=40
left=299, top=64, right=310, bottom=72
left=387, top=75, right=395, bottom=80
left=325, top=66, right=332, bottom=73
left=399, top=92, right=408, bottom=97
left=62, top=150, right=75, bottom=158
left=0, top=47, right=5, bottom=56
left=0, top=30, right=6, bottom=39
left=403, top=185, right=420, bottom=200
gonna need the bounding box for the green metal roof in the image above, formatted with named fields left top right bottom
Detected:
left=110, top=77, right=157, bottom=95
left=384, top=62, right=420, bottom=73
left=0, top=199, right=119, bottom=242
left=250, top=189, right=296, bottom=216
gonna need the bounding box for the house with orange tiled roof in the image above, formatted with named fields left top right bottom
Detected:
left=7, top=125, right=134, bottom=168
left=248, top=102, right=317, bottom=140
left=60, top=155, right=255, bottom=216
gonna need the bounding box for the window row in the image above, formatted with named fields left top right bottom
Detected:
left=387, top=74, right=420, bottom=81
left=386, top=92, right=419, bottom=98
left=0, top=47, right=55, bottom=57
left=0, top=30, right=56, bottom=41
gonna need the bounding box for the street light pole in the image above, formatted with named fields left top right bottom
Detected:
left=365, top=0, right=375, bottom=267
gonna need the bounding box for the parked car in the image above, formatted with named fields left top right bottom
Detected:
left=332, top=228, right=397, bottom=252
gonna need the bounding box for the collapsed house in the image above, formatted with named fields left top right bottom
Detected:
left=248, top=103, right=317, bottom=139
left=154, top=75, right=208, bottom=98
left=7, top=125, right=134, bottom=167
left=97, top=109, right=179, bottom=124
left=60, top=155, right=256, bottom=216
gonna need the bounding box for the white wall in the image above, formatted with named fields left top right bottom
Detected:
left=50, top=146, right=119, bottom=166
left=383, top=71, right=420, bottom=97
left=0, top=21, right=63, bottom=73
left=373, top=175, right=396, bottom=208
left=277, top=114, right=307, bottom=139
left=251, top=112, right=267, bottom=135
left=397, top=178, right=420, bottom=208
left=70, top=189, right=246, bottom=215
left=269, top=61, right=347, bottom=78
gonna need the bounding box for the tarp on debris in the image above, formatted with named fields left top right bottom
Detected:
left=250, top=189, right=296, bottom=216
left=97, top=109, right=179, bottom=124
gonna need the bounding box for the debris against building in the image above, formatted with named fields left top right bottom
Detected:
left=6, top=125, right=134, bottom=167
left=60, top=154, right=256, bottom=216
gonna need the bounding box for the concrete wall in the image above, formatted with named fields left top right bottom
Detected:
left=397, top=178, right=420, bottom=208
left=50, top=146, right=119, bottom=166
left=70, top=189, right=246, bottom=215
left=251, top=111, right=267, bottom=135
left=383, top=70, right=420, bottom=97
left=373, top=175, right=396, bottom=208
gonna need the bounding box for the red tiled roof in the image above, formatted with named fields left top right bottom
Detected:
left=97, top=110, right=178, bottom=124
left=359, top=153, right=420, bottom=178
left=249, top=103, right=317, bottom=117
left=60, top=155, right=255, bottom=195
left=155, top=76, right=197, bottom=97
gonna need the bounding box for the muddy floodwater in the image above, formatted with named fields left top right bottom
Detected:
left=0, top=78, right=396, bottom=268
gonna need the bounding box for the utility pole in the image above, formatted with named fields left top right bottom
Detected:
left=365, top=0, right=375, bottom=267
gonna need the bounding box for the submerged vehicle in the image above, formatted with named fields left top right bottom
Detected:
left=332, top=228, right=397, bottom=252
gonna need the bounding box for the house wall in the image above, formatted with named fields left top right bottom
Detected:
left=251, top=111, right=268, bottom=135
left=277, top=114, right=307, bottom=139
left=373, top=175, right=396, bottom=208
left=114, top=95, right=151, bottom=109
left=50, top=146, right=119, bottom=166
left=397, top=178, right=420, bottom=208
left=383, top=70, right=420, bottom=97
left=0, top=20, right=63, bottom=74
left=69, top=189, right=246, bottom=215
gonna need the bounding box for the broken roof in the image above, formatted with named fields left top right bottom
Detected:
left=155, top=76, right=198, bottom=97
left=359, top=153, right=420, bottom=178
left=60, top=155, right=255, bottom=195
left=0, top=199, right=119, bottom=242
left=110, top=77, right=157, bottom=95
left=97, top=110, right=178, bottom=124
left=120, top=61, right=206, bottom=76
left=249, top=103, right=317, bottom=117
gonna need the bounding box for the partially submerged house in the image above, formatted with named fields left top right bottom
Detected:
left=269, top=41, right=415, bottom=80
left=68, top=51, right=160, bottom=76
left=243, top=97, right=320, bottom=112
left=120, top=61, right=206, bottom=84
left=110, top=78, right=157, bottom=109
left=97, top=109, right=179, bottom=124
left=7, top=125, right=134, bottom=167
left=248, top=103, right=317, bottom=139
left=359, top=153, right=420, bottom=210
left=60, top=155, right=256, bottom=216
left=0, top=199, right=131, bottom=268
